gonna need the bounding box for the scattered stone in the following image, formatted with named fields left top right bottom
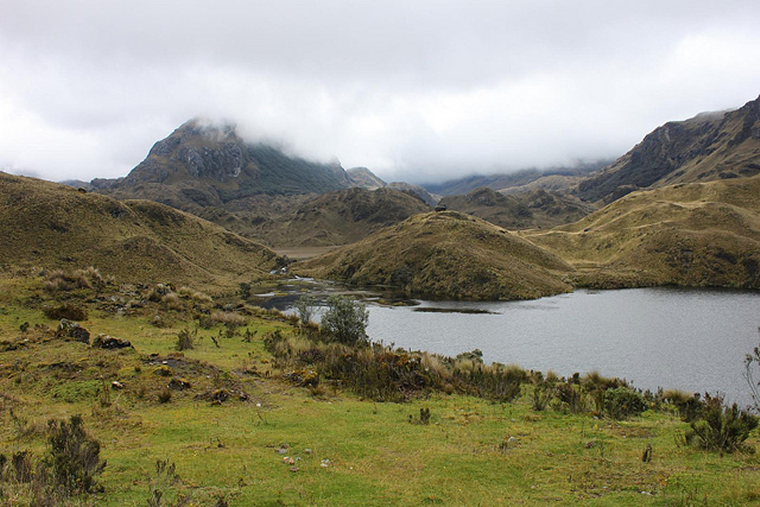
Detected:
left=168, top=377, right=192, bottom=390
left=57, top=319, right=91, bottom=343
left=320, top=459, right=331, bottom=468
left=111, top=381, right=125, bottom=390
left=304, top=448, right=313, bottom=455
left=92, top=334, right=132, bottom=349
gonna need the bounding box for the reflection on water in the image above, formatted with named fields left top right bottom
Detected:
left=364, top=288, right=760, bottom=405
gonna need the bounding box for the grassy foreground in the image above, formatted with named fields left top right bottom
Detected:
left=0, top=273, right=758, bottom=505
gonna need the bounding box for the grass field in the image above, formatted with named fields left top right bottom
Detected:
left=1, top=273, right=758, bottom=506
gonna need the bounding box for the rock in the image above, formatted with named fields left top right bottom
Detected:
left=91, top=334, right=132, bottom=349
left=111, top=381, right=125, bottom=390
left=304, top=448, right=313, bottom=455
left=168, top=377, right=192, bottom=390
left=57, top=319, right=90, bottom=343
left=320, top=459, right=331, bottom=468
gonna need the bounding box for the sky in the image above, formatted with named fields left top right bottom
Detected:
left=1, top=1, right=759, bottom=184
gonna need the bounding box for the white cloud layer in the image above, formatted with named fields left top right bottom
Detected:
left=0, top=0, right=759, bottom=183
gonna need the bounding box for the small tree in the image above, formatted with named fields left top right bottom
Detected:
left=294, top=294, right=317, bottom=325
left=321, top=296, right=369, bottom=345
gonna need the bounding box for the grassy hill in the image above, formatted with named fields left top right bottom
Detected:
left=249, top=187, right=431, bottom=247
left=577, top=95, right=760, bottom=202
left=440, top=187, right=596, bottom=230
left=0, top=172, right=279, bottom=287
left=297, top=211, right=574, bottom=300
left=524, top=176, right=760, bottom=289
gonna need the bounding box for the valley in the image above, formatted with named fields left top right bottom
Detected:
left=1, top=93, right=760, bottom=505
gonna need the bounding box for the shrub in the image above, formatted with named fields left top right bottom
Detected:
left=175, top=329, right=195, bottom=351
left=46, top=415, right=106, bottom=495
left=43, top=267, right=106, bottom=292
left=663, top=389, right=702, bottom=422
left=320, top=296, right=369, bottom=346
left=555, top=382, right=585, bottom=413
left=531, top=373, right=557, bottom=411
left=157, top=389, right=172, bottom=404
left=294, top=294, right=316, bottom=325
left=603, top=387, right=647, bottom=420
left=209, top=311, right=247, bottom=329
left=687, top=394, right=758, bottom=453
left=745, top=341, right=760, bottom=412
left=43, top=304, right=88, bottom=321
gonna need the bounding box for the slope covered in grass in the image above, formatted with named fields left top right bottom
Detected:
left=298, top=211, right=574, bottom=300
left=524, top=176, right=760, bottom=289
left=440, top=187, right=596, bottom=230
left=0, top=172, right=279, bottom=287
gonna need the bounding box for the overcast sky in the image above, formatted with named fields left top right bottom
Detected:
left=1, top=0, right=759, bottom=184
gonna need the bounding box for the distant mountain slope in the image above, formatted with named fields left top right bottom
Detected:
left=577, top=95, right=760, bottom=202
left=0, top=172, right=279, bottom=286
left=248, top=187, right=431, bottom=247
left=525, top=175, right=760, bottom=289
left=93, top=119, right=353, bottom=207
left=423, top=162, right=607, bottom=196
left=440, top=187, right=596, bottom=230
left=298, top=210, right=573, bottom=300
left=347, top=167, right=386, bottom=189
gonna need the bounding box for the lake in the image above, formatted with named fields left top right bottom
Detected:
left=361, top=288, right=759, bottom=406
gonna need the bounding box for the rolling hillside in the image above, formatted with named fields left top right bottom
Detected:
left=440, top=187, right=596, bottom=230
left=0, top=172, right=280, bottom=287
left=525, top=176, right=760, bottom=289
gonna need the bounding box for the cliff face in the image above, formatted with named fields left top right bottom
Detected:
left=577, top=95, right=760, bottom=202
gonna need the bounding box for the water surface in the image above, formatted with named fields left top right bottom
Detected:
left=363, top=288, right=760, bottom=405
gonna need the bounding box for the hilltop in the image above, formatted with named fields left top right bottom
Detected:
left=525, top=175, right=760, bottom=289
left=440, top=187, right=596, bottom=230
left=298, top=210, right=574, bottom=300
left=0, top=172, right=279, bottom=287
left=577, top=95, right=760, bottom=202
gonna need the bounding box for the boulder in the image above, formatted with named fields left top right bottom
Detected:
left=57, top=319, right=90, bottom=343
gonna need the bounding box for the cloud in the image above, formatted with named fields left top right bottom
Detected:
left=0, top=0, right=759, bottom=183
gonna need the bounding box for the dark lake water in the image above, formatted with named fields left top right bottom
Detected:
left=364, top=288, right=760, bottom=406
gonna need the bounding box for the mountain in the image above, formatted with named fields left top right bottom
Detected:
left=525, top=175, right=760, bottom=289
left=297, top=210, right=573, bottom=300
left=439, top=187, right=596, bottom=230
left=423, top=162, right=608, bottom=196
left=0, top=172, right=279, bottom=287
left=92, top=119, right=354, bottom=207
left=577, top=95, right=760, bottom=202
left=245, top=187, right=431, bottom=247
